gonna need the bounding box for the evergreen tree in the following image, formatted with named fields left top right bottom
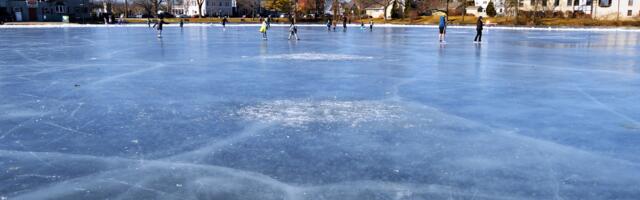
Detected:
left=486, top=1, right=497, bottom=17
left=391, top=0, right=401, bottom=19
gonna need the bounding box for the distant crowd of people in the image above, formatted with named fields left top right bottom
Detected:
left=147, top=14, right=485, bottom=43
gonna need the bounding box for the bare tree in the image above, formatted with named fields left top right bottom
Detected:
left=237, top=0, right=259, bottom=17
left=504, top=0, right=519, bottom=23
left=196, top=0, right=205, bottom=17
left=134, top=0, right=154, bottom=16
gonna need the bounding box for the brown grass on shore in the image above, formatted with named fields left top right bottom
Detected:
left=123, top=16, right=640, bottom=27
left=363, top=16, right=640, bottom=27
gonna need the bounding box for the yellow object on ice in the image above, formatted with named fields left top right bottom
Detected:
left=259, top=22, right=267, bottom=33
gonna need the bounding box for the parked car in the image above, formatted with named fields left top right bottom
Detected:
left=176, top=14, right=189, bottom=18
left=280, top=14, right=289, bottom=18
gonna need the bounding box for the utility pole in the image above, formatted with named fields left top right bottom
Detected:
left=125, top=0, right=128, bottom=18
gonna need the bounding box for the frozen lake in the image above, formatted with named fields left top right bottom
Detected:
left=1, top=25, right=639, bottom=199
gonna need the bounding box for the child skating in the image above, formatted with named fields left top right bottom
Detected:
left=438, top=15, right=447, bottom=43
left=260, top=20, right=268, bottom=40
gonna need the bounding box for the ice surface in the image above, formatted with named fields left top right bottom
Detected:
left=0, top=26, right=639, bottom=199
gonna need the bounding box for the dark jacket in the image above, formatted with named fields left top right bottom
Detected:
left=476, top=18, right=484, bottom=31
left=154, top=20, right=168, bottom=30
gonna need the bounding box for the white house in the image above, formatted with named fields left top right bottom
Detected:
left=177, top=0, right=235, bottom=17
left=365, top=6, right=385, bottom=18
left=592, top=0, right=640, bottom=19
left=364, top=0, right=405, bottom=19
left=474, top=0, right=506, bottom=15
left=519, top=0, right=640, bottom=19
left=467, top=0, right=640, bottom=19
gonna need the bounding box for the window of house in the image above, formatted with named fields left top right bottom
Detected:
left=542, top=0, right=547, bottom=5
left=628, top=10, right=633, bottom=16
left=567, top=0, right=572, bottom=6
left=629, top=0, right=633, bottom=6
left=219, top=2, right=222, bottom=6
left=600, top=0, right=611, bottom=7
left=55, top=5, right=65, bottom=13
left=531, top=0, right=536, bottom=6
left=574, top=0, right=579, bottom=5
left=554, top=0, right=560, bottom=5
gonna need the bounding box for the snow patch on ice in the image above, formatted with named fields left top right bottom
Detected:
left=237, top=100, right=404, bottom=127
left=260, top=53, right=373, bottom=61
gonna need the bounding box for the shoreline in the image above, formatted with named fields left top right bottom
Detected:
left=1, top=23, right=639, bottom=32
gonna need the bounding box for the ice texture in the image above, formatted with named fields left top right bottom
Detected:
left=0, top=26, right=639, bottom=199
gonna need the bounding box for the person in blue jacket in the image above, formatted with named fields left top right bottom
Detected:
left=438, top=15, right=447, bottom=42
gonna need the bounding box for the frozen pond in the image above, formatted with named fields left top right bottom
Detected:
left=1, top=25, right=639, bottom=199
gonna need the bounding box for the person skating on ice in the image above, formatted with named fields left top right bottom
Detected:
left=474, top=16, right=484, bottom=43
left=342, top=16, right=347, bottom=32
left=288, top=22, right=299, bottom=40
left=259, top=20, right=268, bottom=40
left=153, top=17, right=168, bottom=38
left=438, top=15, right=447, bottom=43
left=266, top=15, right=272, bottom=29
left=222, top=16, right=228, bottom=29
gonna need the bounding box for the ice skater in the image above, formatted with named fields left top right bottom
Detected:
left=147, top=18, right=151, bottom=28
left=342, top=16, right=347, bottom=32
left=260, top=20, right=268, bottom=40
left=179, top=19, right=184, bottom=29
left=153, top=17, right=168, bottom=38
left=360, top=21, right=365, bottom=29
left=369, top=20, right=373, bottom=31
left=222, top=16, right=228, bottom=29
left=474, top=16, right=484, bottom=43
left=438, top=15, right=447, bottom=43
left=266, top=15, right=272, bottom=29
left=326, top=19, right=332, bottom=31
left=288, top=22, right=299, bottom=40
